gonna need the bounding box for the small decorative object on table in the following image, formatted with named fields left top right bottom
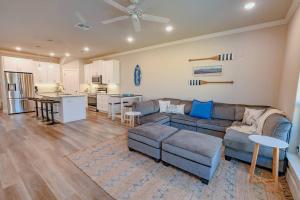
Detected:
left=134, top=64, right=142, bottom=86
left=248, top=135, right=289, bottom=192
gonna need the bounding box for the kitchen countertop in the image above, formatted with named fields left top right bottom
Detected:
left=38, top=93, right=87, bottom=98
left=109, top=94, right=142, bottom=98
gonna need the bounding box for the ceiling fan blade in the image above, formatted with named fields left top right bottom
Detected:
left=142, top=14, right=170, bottom=24
left=75, top=11, right=87, bottom=24
left=102, top=15, right=129, bottom=24
left=104, top=0, right=128, bottom=13
left=131, top=15, right=141, bottom=32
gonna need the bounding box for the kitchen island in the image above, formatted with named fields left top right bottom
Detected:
left=39, top=93, right=87, bottom=123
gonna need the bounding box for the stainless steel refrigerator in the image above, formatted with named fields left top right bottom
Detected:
left=5, top=71, right=35, bottom=114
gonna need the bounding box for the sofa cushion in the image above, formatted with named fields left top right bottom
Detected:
left=171, top=114, right=198, bottom=126
left=158, top=100, right=170, bottom=113
left=128, top=123, right=178, bottom=148
left=133, top=100, right=159, bottom=116
left=224, top=128, right=286, bottom=160
left=140, top=113, right=170, bottom=125
left=161, top=98, right=182, bottom=105
left=162, top=130, right=222, bottom=167
left=235, top=104, right=269, bottom=121
left=190, top=100, right=213, bottom=119
left=197, top=119, right=233, bottom=132
left=212, top=103, right=235, bottom=121
left=180, top=100, right=193, bottom=114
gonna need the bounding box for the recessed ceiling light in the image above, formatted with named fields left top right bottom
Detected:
left=127, top=37, right=134, bottom=43
left=165, top=25, right=174, bottom=32
left=49, top=52, right=55, bottom=57
left=15, top=47, right=22, bottom=51
left=83, top=47, right=90, bottom=52
left=65, top=52, right=71, bottom=57
left=244, top=2, right=256, bottom=10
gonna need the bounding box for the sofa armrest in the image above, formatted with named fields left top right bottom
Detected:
left=262, top=114, right=292, bottom=144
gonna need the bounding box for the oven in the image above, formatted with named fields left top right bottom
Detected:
left=88, top=94, right=98, bottom=111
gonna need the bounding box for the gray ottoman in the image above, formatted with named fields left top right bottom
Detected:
left=128, top=123, right=178, bottom=161
left=162, top=130, right=222, bottom=184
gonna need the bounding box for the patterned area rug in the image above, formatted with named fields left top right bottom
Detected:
left=67, top=135, right=293, bottom=200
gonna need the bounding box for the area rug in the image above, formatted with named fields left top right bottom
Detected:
left=67, top=135, right=293, bottom=200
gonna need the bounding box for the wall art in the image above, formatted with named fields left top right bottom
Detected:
left=193, top=65, right=222, bottom=76
left=134, top=64, right=142, bottom=86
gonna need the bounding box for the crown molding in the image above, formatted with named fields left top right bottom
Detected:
left=285, top=0, right=300, bottom=22
left=87, top=19, right=287, bottom=61
left=0, top=48, right=60, bottom=63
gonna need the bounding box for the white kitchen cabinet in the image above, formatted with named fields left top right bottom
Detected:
left=84, top=63, right=92, bottom=84
left=84, top=60, right=104, bottom=84
left=35, top=62, right=48, bottom=84
left=97, top=94, right=109, bottom=112
left=47, top=64, right=60, bottom=83
left=102, top=60, right=120, bottom=84
left=2, top=57, right=35, bottom=73
left=34, top=61, right=61, bottom=84
left=84, top=60, right=119, bottom=85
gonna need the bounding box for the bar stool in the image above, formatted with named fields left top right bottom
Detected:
left=28, top=97, right=40, bottom=118
left=122, top=103, right=133, bottom=122
left=47, top=100, right=60, bottom=125
left=41, top=99, right=51, bottom=122
left=124, top=111, right=141, bottom=127
left=38, top=99, right=47, bottom=120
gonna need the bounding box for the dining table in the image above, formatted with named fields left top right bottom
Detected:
left=109, top=94, right=143, bottom=122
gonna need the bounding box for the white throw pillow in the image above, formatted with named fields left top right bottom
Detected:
left=242, top=108, right=266, bottom=126
left=167, top=104, right=185, bottom=114
left=159, top=100, right=170, bottom=113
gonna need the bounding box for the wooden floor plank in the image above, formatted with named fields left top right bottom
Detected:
left=0, top=111, right=120, bottom=200
left=0, top=153, right=20, bottom=189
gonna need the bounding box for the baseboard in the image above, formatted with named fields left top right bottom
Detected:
left=286, top=154, right=300, bottom=200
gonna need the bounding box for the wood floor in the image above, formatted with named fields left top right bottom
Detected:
left=0, top=111, right=128, bottom=200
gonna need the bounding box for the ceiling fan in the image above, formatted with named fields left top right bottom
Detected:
left=102, top=0, right=170, bottom=32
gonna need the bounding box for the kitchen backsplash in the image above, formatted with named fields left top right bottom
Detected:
left=35, top=84, right=57, bottom=93
left=80, top=83, right=120, bottom=94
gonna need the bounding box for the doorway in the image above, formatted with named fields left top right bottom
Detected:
left=63, top=69, right=80, bottom=93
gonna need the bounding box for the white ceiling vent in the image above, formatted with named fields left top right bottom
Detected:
left=75, top=23, right=91, bottom=31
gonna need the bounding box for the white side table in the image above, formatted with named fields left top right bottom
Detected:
left=124, top=111, right=141, bottom=127
left=248, top=135, right=289, bottom=191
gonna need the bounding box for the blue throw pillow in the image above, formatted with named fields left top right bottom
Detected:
left=189, top=100, right=213, bottom=119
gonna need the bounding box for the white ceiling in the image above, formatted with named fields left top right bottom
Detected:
left=0, top=0, right=293, bottom=59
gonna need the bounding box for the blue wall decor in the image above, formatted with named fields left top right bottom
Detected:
left=134, top=65, right=141, bottom=86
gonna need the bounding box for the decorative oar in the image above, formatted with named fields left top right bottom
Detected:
left=189, top=53, right=233, bottom=62
left=189, top=80, right=234, bottom=86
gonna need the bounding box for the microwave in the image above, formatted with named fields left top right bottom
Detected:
left=92, top=75, right=102, bottom=84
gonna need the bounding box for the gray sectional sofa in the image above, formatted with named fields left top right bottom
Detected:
left=132, top=98, right=292, bottom=173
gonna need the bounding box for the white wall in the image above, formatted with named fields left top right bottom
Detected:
left=278, top=5, right=300, bottom=154
left=106, top=26, right=287, bottom=107
left=278, top=6, right=300, bottom=119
